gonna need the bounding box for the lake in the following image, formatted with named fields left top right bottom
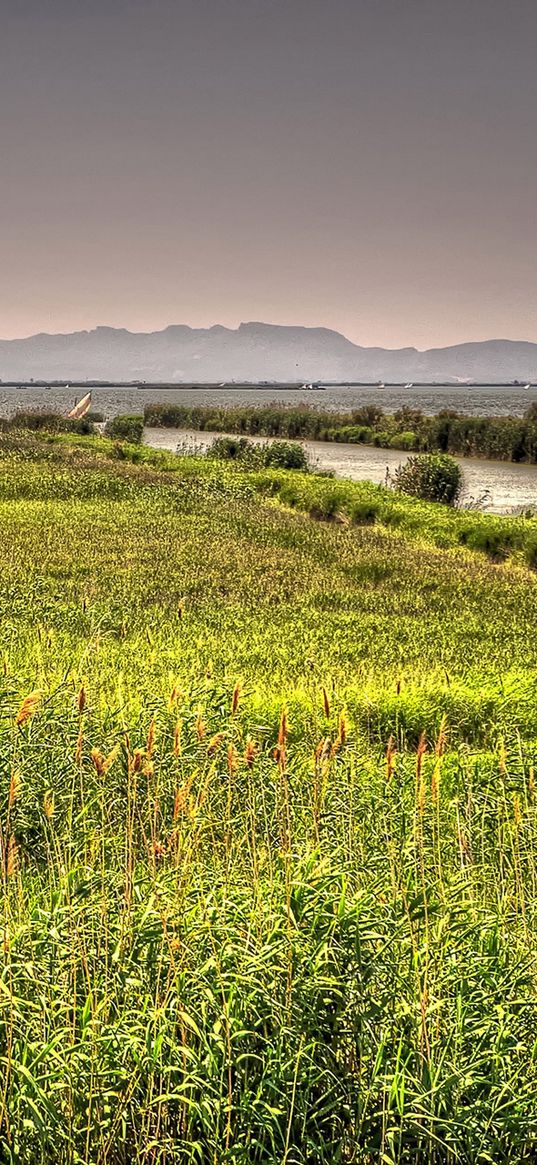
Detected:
left=1, top=381, right=537, bottom=418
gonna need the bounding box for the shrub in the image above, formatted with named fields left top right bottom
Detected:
left=336, top=425, right=375, bottom=444
left=349, top=404, right=384, bottom=426
left=207, top=436, right=262, bottom=466
left=9, top=410, right=96, bottom=435
left=394, top=453, right=463, bottom=506
left=262, top=440, right=309, bottom=471
left=104, top=415, right=144, bottom=444
left=388, top=430, right=418, bottom=450
left=207, top=436, right=309, bottom=472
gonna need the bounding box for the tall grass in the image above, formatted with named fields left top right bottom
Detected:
left=0, top=432, right=536, bottom=1162
left=144, top=401, right=537, bottom=465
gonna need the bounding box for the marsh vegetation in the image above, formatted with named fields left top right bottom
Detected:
left=0, top=429, right=536, bottom=1162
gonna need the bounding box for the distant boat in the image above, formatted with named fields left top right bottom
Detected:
left=404, top=382, right=413, bottom=389
left=377, top=380, right=385, bottom=389
left=67, top=391, right=92, bottom=420
left=524, top=383, right=531, bottom=389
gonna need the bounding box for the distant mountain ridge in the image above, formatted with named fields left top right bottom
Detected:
left=1, top=323, right=537, bottom=382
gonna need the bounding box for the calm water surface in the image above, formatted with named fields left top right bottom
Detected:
left=145, top=428, right=537, bottom=515
left=1, top=382, right=537, bottom=418
left=1, top=385, right=536, bottom=514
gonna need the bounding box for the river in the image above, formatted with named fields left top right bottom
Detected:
left=0, top=384, right=536, bottom=514
left=145, top=427, right=537, bottom=515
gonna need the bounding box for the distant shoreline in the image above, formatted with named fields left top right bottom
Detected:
left=0, top=379, right=535, bottom=390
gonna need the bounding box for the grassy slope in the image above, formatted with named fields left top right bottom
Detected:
left=1, top=433, right=537, bottom=1163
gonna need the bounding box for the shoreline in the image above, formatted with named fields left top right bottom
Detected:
left=1, top=379, right=536, bottom=389
left=144, top=426, right=537, bottom=514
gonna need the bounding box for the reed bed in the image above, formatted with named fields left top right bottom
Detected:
left=143, top=401, right=537, bottom=465
left=0, top=433, right=536, bottom=1162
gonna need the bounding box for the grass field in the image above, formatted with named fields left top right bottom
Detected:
left=1, top=431, right=537, bottom=1163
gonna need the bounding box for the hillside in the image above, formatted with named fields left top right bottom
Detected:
left=2, top=322, right=537, bottom=382
left=0, top=429, right=537, bottom=1162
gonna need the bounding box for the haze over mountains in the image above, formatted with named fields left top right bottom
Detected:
left=1, top=323, right=537, bottom=384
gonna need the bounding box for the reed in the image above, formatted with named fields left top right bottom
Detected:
left=0, top=430, right=535, bottom=1162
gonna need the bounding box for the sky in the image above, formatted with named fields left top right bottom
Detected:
left=2, top=0, right=537, bottom=349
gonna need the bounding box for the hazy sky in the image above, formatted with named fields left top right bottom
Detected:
left=2, top=0, right=537, bottom=348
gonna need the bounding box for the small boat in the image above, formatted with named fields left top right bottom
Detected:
left=377, top=380, right=385, bottom=389
left=524, top=383, right=531, bottom=390
left=404, top=382, right=413, bottom=389
left=67, top=391, right=92, bottom=420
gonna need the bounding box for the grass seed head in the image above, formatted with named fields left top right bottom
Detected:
left=513, top=795, right=522, bottom=829
left=207, top=732, right=225, bottom=757
left=43, top=791, right=55, bottom=819
left=168, top=684, right=182, bottom=710
left=6, top=835, right=18, bottom=876
left=15, top=690, right=43, bottom=727
left=231, top=681, right=242, bottom=716
left=227, top=742, right=239, bottom=774
left=8, top=771, right=21, bottom=807
left=335, top=711, right=348, bottom=749
left=244, top=737, right=258, bottom=768
left=195, top=709, right=207, bottom=741
left=322, top=687, right=330, bottom=719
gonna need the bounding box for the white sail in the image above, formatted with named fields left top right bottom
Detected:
left=67, top=391, right=92, bottom=420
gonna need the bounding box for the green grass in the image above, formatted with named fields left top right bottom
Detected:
left=1, top=432, right=537, bottom=1163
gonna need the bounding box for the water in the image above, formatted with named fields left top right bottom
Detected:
left=0, top=384, right=536, bottom=514
left=1, top=381, right=537, bottom=418
left=145, top=428, right=537, bottom=516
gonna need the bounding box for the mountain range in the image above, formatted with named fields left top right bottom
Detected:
left=1, top=323, right=537, bottom=383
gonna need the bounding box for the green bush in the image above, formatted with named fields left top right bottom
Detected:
left=207, top=436, right=309, bottom=472
left=207, top=436, right=262, bottom=466
left=262, top=440, right=309, bottom=471
left=394, top=453, right=463, bottom=506
left=335, top=425, right=375, bottom=444
left=104, top=415, right=144, bottom=444
left=9, top=410, right=96, bottom=435
left=388, top=429, right=418, bottom=450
